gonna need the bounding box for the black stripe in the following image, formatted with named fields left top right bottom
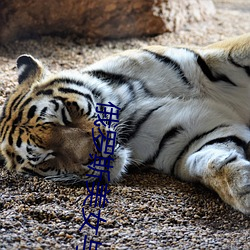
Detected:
left=34, top=122, right=54, bottom=130
left=61, top=108, right=71, bottom=125
left=13, top=96, right=27, bottom=113
left=20, top=97, right=33, bottom=110
left=13, top=117, right=19, bottom=126
left=26, top=145, right=33, bottom=154
left=121, top=105, right=163, bottom=143
left=88, top=70, right=154, bottom=97
left=16, top=155, right=24, bottom=164
left=0, top=117, right=8, bottom=139
left=36, top=89, right=54, bottom=96
left=49, top=77, right=104, bottom=99
left=40, top=107, right=48, bottom=117
left=1, top=92, right=30, bottom=141
left=35, top=107, right=48, bottom=122
left=58, top=87, right=94, bottom=105
left=49, top=78, right=87, bottom=87
left=141, top=83, right=154, bottom=97
left=16, top=136, right=22, bottom=148
left=224, top=155, right=237, bottom=165
left=145, top=126, right=183, bottom=165
left=119, top=84, right=137, bottom=113
left=92, top=88, right=102, bottom=98
left=184, top=48, right=237, bottom=87
left=127, top=83, right=136, bottom=99
left=16, top=128, right=24, bottom=148
left=171, top=124, right=230, bottom=175
left=0, top=155, right=6, bottom=166
left=48, top=77, right=102, bottom=110
left=12, top=110, right=23, bottom=127
left=50, top=100, right=60, bottom=112
left=12, top=94, right=25, bottom=111
left=119, top=103, right=129, bottom=114
left=1, top=125, right=9, bottom=142
left=7, top=94, right=21, bottom=111
left=27, top=105, right=37, bottom=119
left=8, top=115, right=20, bottom=145
left=0, top=93, right=26, bottom=135
left=8, top=133, right=13, bottom=145
left=27, top=156, right=40, bottom=162
left=22, top=167, right=43, bottom=177
left=53, top=96, right=68, bottom=108
left=197, top=56, right=237, bottom=86
left=196, top=55, right=217, bottom=81
left=228, top=51, right=250, bottom=77
left=0, top=101, right=7, bottom=123
left=88, top=69, right=137, bottom=104
left=19, top=128, right=24, bottom=136
left=85, top=102, right=92, bottom=117
left=195, top=135, right=247, bottom=153
left=143, top=50, right=191, bottom=86
left=88, top=70, right=130, bottom=85
left=0, top=106, right=10, bottom=136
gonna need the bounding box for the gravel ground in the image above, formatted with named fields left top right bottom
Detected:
left=0, top=1, right=250, bottom=249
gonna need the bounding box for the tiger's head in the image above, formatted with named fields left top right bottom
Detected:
left=0, top=55, right=130, bottom=184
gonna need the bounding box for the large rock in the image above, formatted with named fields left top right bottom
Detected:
left=0, top=0, right=215, bottom=44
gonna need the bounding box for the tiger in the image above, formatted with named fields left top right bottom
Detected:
left=1, top=33, right=250, bottom=214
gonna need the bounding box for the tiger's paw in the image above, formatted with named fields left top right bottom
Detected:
left=206, top=156, right=250, bottom=214
left=107, top=146, right=131, bottom=184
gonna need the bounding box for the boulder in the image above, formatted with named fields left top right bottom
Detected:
left=0, top=0, right=215, bottom=44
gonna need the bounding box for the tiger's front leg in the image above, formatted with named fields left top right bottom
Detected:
left=175, top=145, right=250, bottom=214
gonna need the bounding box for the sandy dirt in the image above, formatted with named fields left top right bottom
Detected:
left=0, top=0, right=250, bottom=249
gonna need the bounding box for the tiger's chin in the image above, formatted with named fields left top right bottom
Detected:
left=44, top=145, right=131, bottom=186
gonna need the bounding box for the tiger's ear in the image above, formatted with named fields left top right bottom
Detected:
left=17, top=55, right=44, bottom=86
left=206, top=33, right=250, bottom=66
